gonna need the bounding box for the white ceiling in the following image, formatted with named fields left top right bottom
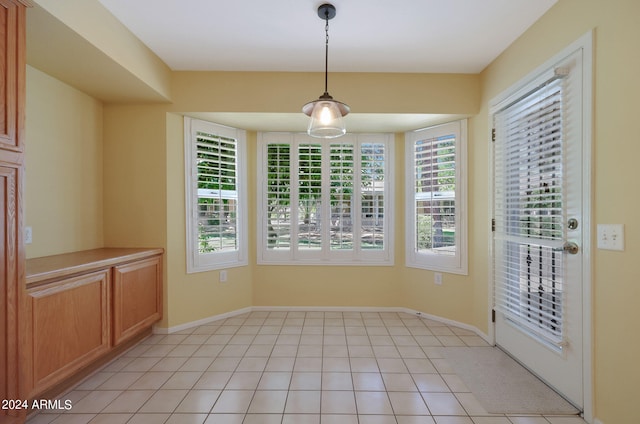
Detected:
left=37, top=0, right=555, bottom=132
left=97, top=0, right=557, bottom=74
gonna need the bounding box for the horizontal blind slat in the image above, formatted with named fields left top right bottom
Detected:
left=493, top=75, right=566, bottom=346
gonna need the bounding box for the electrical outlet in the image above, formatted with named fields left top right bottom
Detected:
left=597, top=224, right=624, bottom=251
left=25, top=226, right=32, bottom=244
left=219, top=270, right=228, bottom=283
left=434, top=272, right=443, bottom=285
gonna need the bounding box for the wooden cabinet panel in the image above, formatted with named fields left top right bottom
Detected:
left=0, top=164, right=21, bottom=421
left=0, top=1, right=25, bottom=421
left=27, top=270, right=110, bottom=394
left=113, top=256, right=162, bottom=345
left=0, top=1, right=25, bottom=153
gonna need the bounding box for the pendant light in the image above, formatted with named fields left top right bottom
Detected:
left=302, top=3, right=350, bottom=138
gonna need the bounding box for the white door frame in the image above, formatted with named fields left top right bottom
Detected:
left=487, top=30, right=593, bottom=423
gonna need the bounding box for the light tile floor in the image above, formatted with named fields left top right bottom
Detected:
left=27, top=311, right=587, bottom=424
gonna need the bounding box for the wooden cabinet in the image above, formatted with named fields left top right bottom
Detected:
left=113, top=256, right=162, bottom=346
left=24, top=248, right=163, bottom=398
left=27, top=270, right=110, bottom=394
left=0, top=2, right=27, bottom=423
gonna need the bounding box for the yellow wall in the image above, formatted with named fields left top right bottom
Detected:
left=170, top=71, right=480, bottom=115
left=102, top=105, right=167, bottom=249
left=24, top=65, right=104, bottom=258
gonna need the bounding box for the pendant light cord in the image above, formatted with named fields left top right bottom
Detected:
left=324, top=11, right=330, bottom=96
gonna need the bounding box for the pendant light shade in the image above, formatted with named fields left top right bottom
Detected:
left=302, top=3, right=350, bottom=138
left=303, top=94, right=350, bottom=138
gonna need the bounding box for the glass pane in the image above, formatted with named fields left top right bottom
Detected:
left=501, top=241, right=563, bottom=340
left=298, top=144, right=322, bottom=250
left=197, top=197, right=237, bottom=253
left=196, top=132, right=238, bottom=253
left=330, top=143, right=354, bottom=250
left=360, top=143, right=385, bottom=249
left=197, top=134, right=236, bottom=191
left=414, top=135, right=456, bottom=255
left=494, top=78, right=565, bottom=344
left=503, top=93, right=564, bottom=241
left=266, top=144, right=292, bottom=250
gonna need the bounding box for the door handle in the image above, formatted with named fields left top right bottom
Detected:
left=553, top=241, right=579, bottom=254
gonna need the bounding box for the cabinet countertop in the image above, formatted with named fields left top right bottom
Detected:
left=26, top=247, right=164, bottom=287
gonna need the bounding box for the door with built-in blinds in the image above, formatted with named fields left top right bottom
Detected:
left=492, top=46, right=587, bottom=409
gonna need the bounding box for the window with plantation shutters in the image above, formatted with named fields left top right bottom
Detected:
left=405, top=120, right=468, bottom=274
left=258, top=132, right=393, bottom=265
left=492, top=70, right=568, bottom=346
left=185, top=118, right=247, bottom=272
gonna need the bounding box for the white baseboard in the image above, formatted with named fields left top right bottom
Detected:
left=252, top=305, right=405, bottom=313
left=400, top=307, right=491, bottom=344
left=593, top=419, right=603, bottom=424
left=153, top=306, right=252, bottom=334
left=153, top=305, right=491, bottom=343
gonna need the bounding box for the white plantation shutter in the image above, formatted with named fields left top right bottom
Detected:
left=329, top=143, right=355, bottom=250
left=266, top=143, right=292, bottom=250
left=298, top=144, right=323, bottom=251
left=493, top=70, right=569, bottom=346
left=414, top=134, right=456, bottom=254
left=258, top=133, right=393, bottom=264
left=360, top=143, right=386, bottom=250
left=196, top=132, right=238, bottom=253
left=185, top=118, right=247, bottom=272
left=406, top=120, right=467, bottom=274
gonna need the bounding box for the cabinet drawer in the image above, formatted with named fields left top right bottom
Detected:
left=112, top=256, right=162, bottom=345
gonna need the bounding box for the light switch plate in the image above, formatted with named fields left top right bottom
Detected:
left=597, top=224, right=624, bottom=251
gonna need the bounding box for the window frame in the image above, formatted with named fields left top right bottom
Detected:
left=184, top=117, right=248, bottom=273
left=405, top=120, right=468, bottom=275
left=257, top=132, right=394, bottom=266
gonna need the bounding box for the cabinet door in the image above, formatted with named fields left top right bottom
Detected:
left=0, top=164, right=20, bottom=420
left=27, top=270, right=110, bottom=395
left=0, top=0, right=25, bottom=153
left=113, top=256, right=162, bottom=345
left=0, top=1, right=25, bottom=421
